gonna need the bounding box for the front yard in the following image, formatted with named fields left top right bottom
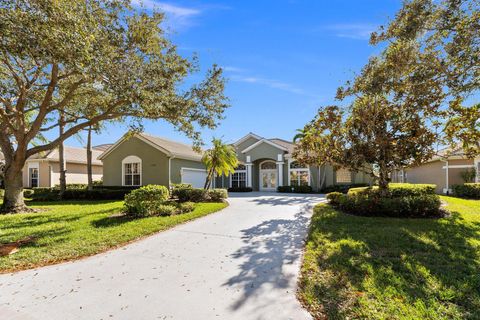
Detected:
left=299, top=196, right=480, bottom=319
left=0, top=200, right=227, bottom=273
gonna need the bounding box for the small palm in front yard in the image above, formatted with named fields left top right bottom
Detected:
left=299, top=196, right=480, bottom=320
left=0, top=200, right=227, bottom=273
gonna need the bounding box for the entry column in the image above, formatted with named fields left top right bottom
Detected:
left=277, top=154, right=284, bottom=187
left=246, top=155, right=253, bottom=188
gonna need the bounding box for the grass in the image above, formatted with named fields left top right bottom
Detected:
left=299, top=196, right=480, bottom=320
left=0, top=200, right=227, bottom=273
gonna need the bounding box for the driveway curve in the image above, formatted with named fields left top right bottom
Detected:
left=0, top=192, right=325, bottom=320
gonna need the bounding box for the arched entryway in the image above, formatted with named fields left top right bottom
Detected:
left=259, top=160, right=277, bottom=191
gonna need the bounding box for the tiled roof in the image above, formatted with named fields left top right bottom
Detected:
left=138, top=133, right=203, bottom=161
left=28, top=146, right=104, bottom=165
left=93, top=144, right=113, bottom=151
left=268, top=138, right=294, bottom=153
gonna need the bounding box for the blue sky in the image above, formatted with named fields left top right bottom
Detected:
left=65, top=0, right=403, bottom=148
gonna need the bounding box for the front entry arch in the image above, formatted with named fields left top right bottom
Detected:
left=259, top=160, right=277, bottom=191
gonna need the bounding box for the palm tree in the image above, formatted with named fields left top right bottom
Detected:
left=202, top=138, right=238, bottom=189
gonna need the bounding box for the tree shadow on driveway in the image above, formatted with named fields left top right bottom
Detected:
left=223, top=206, right=312, bottom=311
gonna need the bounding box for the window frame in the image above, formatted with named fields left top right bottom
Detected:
left=122, top=155, right=142, bottom=187
left=230, top=165, right=247, bottom=188
left=288, top=160, right=310, bottom=187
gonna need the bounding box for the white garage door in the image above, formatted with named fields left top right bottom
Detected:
left=181, top=168, right=208, bottom=189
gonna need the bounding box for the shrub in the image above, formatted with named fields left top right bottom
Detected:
left=334, top=191, right=441, bottom=218
left=172, top=187, right=207, bottom=202
left=123, top=185, right=170, bottom=217
left=452, top=183, right=480, bottom=199
left=23, top=189, right=34, bottom=198
left=154, top=204, right=178, bottom=216
left=326, top=192, right=343, bottom=207
left=0, top=189, right=4, bottom=198
left=347, top=183, right=436, bottom=197
left=277, top=185, right=313, bottom=193
left=321, top=183, right=368, bottom=194
left=208, top=189, right=228, bottom=202
left=178, top=201, right=195, bottom=214
left=227, top=187, right=252, bottom=192
left=31, top=188, right=133, bottom=201
left=171, top=183, right=192, bottom=190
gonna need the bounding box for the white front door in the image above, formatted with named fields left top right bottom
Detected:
left=260, top=169, right=277, bottom=191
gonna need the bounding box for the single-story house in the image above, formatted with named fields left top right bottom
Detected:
left=99, top=132, right=372, bottom=191
left=20, top=145, right=107, bottom=188
left=391, top=146, right=480, bottom=194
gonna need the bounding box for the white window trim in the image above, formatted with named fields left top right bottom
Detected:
left=288, top=159, right=310, bottom=187
left=122, top=155, right=142, bottom=186
left=28, top=162, right=40, bottom=188
left=230, top=166, right=247, bottom=188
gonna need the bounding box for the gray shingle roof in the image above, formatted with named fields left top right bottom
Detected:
left=138, top=133, right=203, bottom=161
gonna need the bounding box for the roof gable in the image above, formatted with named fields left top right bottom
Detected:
left=233, top=132, right=262, bottom=146
left=241, top=139, right=288, bottom=153
left=98, top=133, right=203, bottom=161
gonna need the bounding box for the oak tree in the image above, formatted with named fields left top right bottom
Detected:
left=0, top=0, right=227, bottom=212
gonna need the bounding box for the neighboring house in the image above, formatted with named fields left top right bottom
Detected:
left=22, top=145, right=108, bottom=188
left=391, top=146, right=480, bottom=194
left=100, top=132, right=372, bottom=191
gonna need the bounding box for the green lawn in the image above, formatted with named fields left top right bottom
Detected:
left=0, top=200, right=227, bottom=273
left=299, top=196, right=480, bottom=320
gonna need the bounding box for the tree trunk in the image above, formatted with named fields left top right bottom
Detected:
left=86, top=126, right=93, bottom=191
left=58, top=112, right=66, bottom=198
left=1, top=161, right=28, bottom=213
left=378, top=166, right=389, bottom=197
left=204, top=168, right=214, bottom=189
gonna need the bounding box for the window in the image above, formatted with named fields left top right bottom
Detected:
left=231, top=165, right=246, bottom=188
left=29, top=168, right=39, bottom=188
left=336, top=168, right=352, bottom=183
left=122, top=156, right=142, bottom=186
left=260, top=161, right=276, bottom=170
left=289, top=161, right=309, bottom=186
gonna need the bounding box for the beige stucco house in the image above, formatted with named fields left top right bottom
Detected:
left=21, top=145, right=107, bottom=188
left=99, top=132, right=372, bottom=191
left=391, top=146, right=480, bottom=194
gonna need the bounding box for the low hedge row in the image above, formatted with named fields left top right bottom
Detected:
left=327, top=183, right=442, bottom=218
left=227, top=187, right=253, bottom=192
left=171, top=187, right=228, bottom=203
left=30, top=188, right=131, bottom=201
left=277, top=185, right=313, bottom=193
left=348, top=183, right=436, bottom=197
left=321, top=183, right=369, bottom=194
left=452, top=183, right=480, bottom=199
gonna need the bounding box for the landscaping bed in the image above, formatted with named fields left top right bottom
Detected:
left=298, top=196, right=480, bottom=319
left=0, top=200, right=227, bottom=273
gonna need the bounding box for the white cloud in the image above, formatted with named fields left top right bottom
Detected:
left=324, top=23, right=378, bottom=40
left=131, top=0, right=201, bottom=29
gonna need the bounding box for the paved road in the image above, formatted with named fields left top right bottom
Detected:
left=0, top=192, right=325, bottom=320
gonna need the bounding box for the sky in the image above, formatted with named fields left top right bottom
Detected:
left=64, top=0, right=403, bottom=148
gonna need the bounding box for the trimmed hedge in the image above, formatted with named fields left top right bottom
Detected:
left=321, top=183, right=369, bottom=194
left=348, top=183, right=436, bottom=197
left=30, top=188, right=132, bottom=201
left=277, top=185, right=313, bottom=193
left=171, top=186, right=228, bottom=202
left=328, top=183, right=442, bottom=218
left=452, top=183, right=480, bottom=199
left=124, top=185, right=170, bottom=217
left=227, top=187, right=253, bottom=192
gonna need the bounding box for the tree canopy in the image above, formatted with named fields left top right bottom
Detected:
left=0, top=0, right=228, bottom=212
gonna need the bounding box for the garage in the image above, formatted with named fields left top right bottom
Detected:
left=181, top=168, right=208, bottom=188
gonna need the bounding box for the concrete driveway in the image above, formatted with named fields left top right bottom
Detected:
left=0, top=192, right=325, bottom=320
